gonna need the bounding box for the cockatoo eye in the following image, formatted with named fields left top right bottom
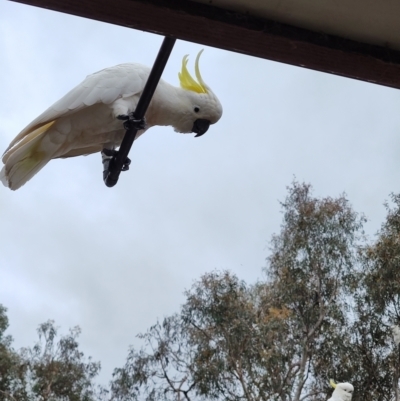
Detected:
left=194, top=107, right=200, bottom=113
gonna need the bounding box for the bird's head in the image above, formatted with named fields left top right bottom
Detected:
left=175, top=50, right=223, bottom=136
left=330, top=379, right=354, bottom=400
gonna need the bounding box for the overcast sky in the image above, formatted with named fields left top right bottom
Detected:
left=1, top=0, right=400, bottom=386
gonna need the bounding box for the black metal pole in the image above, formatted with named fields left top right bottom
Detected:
left=104, top=36, right=176, bottom=187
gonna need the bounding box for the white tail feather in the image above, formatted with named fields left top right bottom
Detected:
left=0, top=166, right=8, bottom=187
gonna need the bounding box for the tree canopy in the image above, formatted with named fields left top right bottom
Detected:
left=0, top=308, right=103, bottom=401
left=3, top=182, right=400, bottom=401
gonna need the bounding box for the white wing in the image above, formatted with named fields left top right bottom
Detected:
left=5, top=63, right=150, bottom=152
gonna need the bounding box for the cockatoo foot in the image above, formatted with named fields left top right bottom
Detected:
left=117, top=113, right=146, bottom=131
left=101, top=148, right=131, bottom=180
left=121, top=157, right=131, bottom=171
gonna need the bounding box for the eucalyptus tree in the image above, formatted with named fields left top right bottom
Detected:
left=110, top=183, right=365, bottom=401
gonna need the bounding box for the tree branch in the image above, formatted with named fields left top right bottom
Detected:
left=0, top=390, right=18, bottom=401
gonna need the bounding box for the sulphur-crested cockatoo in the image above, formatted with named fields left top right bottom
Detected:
left=1, top=50, right=222, bottom=190
left=392, top=325, right=400, bottom=345
left=328, top=379, right=354, bottom=401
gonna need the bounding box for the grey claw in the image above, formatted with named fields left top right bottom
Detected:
left=102, top=148, right=130, bottom=173
left=122, top=157, right=131, bottom=171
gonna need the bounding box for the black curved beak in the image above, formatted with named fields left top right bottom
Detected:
left=192, top=119, right=211, bottom=137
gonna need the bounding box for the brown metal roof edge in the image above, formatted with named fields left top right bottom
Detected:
left=10, top=0, right=400, bottom=89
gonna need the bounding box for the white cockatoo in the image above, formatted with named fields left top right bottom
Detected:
left=391, top=325, right=400, bottom=345
left=328, top=379, right=354, bottom=401
left=1, top=50, right=222, bottom=190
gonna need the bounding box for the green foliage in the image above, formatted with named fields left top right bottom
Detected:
left=5, top=182, right=400, bottom=401
left=0, top=311, right=102, bottom=401
left=182, top=272, right=275, bottom=400
left=109, top=183, right=400, bottom=401
left=0, top=305, right=29, bottom=401
left=363, top=193, right=400, bottom=318
left=111, top=313, right=196, bottom=401
left=266, top=182, right=366, bottom=400
left=346, top=193, right=400, bottom=401
left=110, top=182, right=368, bottom=401
left=23, top=320, right=101, bottom=401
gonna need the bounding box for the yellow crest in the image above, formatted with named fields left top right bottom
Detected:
left=178, top=50, right=208, bottom=94
left=330, top=379, right=337, bottom=389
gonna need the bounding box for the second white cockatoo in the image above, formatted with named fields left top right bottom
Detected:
left=328, top=379, right=354, bottom=401
left=1, top=50, right=223, bottom=190
left=391, top=325, right=400, bottom=345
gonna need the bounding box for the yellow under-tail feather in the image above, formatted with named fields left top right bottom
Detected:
left=2, top=121, right=55, bottom=163
left=1, top=121, right=56, bottom=190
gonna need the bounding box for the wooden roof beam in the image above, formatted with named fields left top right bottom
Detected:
left=10, top=0, right=400, bottom=89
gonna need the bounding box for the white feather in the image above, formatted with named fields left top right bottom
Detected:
left=6, top=63, right=148, bottom=152
left=2, top=54, right=223, bottom=190
left=328, top=382, right=354, bottom=401
left=392, top=325, right=400, bottom=345
left=0, top=165, right=8, bottom=188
